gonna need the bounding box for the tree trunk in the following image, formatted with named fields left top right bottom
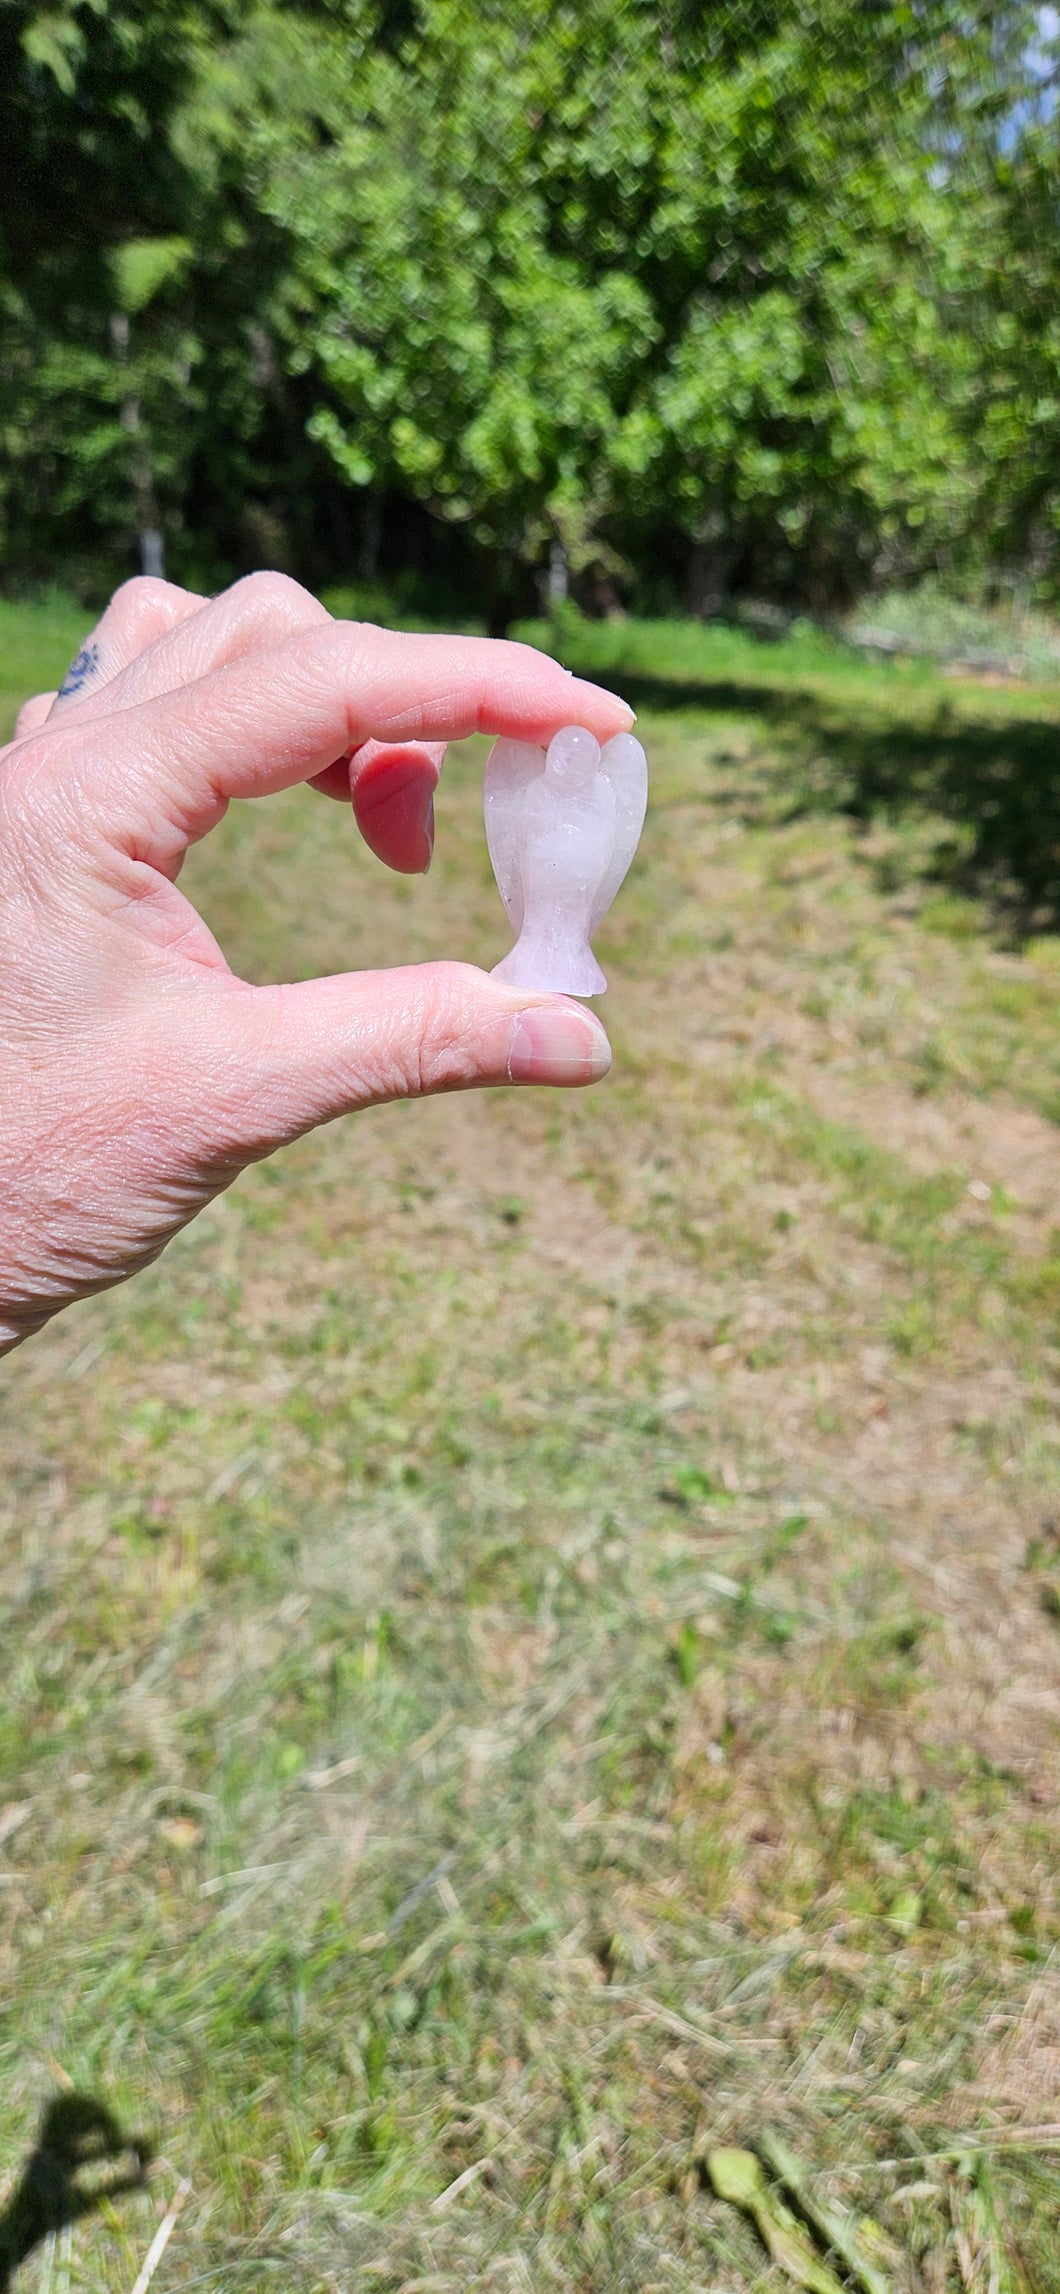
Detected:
left=358, top=492, right=381, bottom=581
left=547, top=539, right=568, bottom=606
left=686, top=534, right=732, bottom=618
left=111, top=311, right=165, bottom=580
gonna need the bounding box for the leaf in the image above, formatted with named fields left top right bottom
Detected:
left=949, top=2159, right=1036, bottom=2294
left=708, top=2146, right=768, bottom=2208
left=707, top=2148, right=849, bottom=2294
left=111, top=238, right=193, bottom=315
left=21, top=13, right=85, bottom=96
left=672, top=1620, right=705, bottom=1687
left=758, top=2129, right=894, bottom=2294
left=673, top=1464, right=736, bottom=1506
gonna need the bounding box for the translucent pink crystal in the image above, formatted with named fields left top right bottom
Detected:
left=484, top=724, right=648, bottom=996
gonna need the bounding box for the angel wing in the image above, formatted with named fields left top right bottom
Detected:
left=482, top=738, right=545, bottom=935
left=589, top=732, right=648, bottom=931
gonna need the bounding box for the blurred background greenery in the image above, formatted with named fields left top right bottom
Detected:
left=3, top=0, right=1060, bottom=637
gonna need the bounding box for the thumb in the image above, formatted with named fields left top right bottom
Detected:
left=181, top=963, right=612, bottom=1160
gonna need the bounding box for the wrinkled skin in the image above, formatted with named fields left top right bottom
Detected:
left=0, top=572, right=632, bottom=1353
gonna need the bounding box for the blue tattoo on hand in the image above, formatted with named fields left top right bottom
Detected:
left=58, top=640, right=101, bottom=700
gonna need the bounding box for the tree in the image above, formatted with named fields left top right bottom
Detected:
left=959, top=18, right=1060, bottom=597
left=0, top=0, right=335, bottom=588
left=0, top=0, right=1050, bottom=614
left=1, top=1, right=200, bottom=576
left=255, top=0, right=1002, bottom=612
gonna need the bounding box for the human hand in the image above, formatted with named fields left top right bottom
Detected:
left=1, top=572, right=633, bottom=1353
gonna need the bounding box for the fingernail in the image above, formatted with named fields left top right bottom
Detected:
left=507, top=1004, right=612, bottom=1085
left=355, top=758, right=436, bottom=873
left=570, top=676, right=635, bottom=731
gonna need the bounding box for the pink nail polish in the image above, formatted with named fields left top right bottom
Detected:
left=354, top=756, right=436, bottom=872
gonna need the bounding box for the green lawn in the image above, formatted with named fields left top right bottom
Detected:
left=0, top=594, right=93, bottom=728
left=2, top=600, right=1059, bottom=2291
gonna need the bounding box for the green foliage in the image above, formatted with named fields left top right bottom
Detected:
left=0, top=0, right=333, bottom=588
left=260, top=0, right=1008, bottom=603
left=0, top=1, right=1058, bottom=610
left=110, top=238, right=194, bottom=317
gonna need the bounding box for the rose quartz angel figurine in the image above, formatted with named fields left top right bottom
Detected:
left=484, top=724, right=648, bottom=996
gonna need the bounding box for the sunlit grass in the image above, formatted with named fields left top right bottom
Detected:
left=514, top=602, right=1060, bottom=710
left=1, top=604, right=1058, bottom=2290
left=0, top=594, right=90, bottom=737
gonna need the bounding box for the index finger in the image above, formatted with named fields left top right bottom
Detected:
left=70, top=621, right=636, bottom=865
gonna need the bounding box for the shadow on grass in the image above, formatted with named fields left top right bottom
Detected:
left=0, top=2095, right=152, bottom=2287
left=600, top=665, right=1060, bottom=930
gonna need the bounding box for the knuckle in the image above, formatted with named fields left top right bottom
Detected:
left=3, top=726, right=48, bottom=782
left=14, top=692, right=52, bottom=738
left=403, top=963, right=483, bottom=1095
left=231, top=569, right=323, bottom=623
left=0, top=734, right=66, bottom=851
left=110, top=574, right=173, bottom=620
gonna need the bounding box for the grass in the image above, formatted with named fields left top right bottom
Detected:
left=2, top=599, right=1059, bottom=2291
left=847, top=582, right=1060, bottom=682
left=518, top=607, right=1060, bottom=927
left=0, top=594, right=94, bottom=726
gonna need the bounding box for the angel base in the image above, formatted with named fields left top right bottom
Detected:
left=491, top=940, right=607, bottom=998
